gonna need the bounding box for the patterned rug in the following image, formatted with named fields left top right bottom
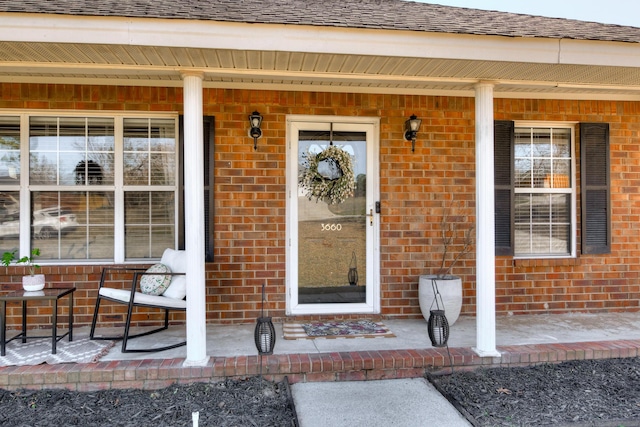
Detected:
left=283, top=320, right=395, bottom=340
left=0, top=337, right=115, bottom=366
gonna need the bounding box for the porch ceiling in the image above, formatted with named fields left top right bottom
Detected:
left=2, top=41, right=640, bottom=100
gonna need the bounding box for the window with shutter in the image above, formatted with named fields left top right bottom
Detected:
left=494, top=121, right=579, bottom=257
left=580, top=123, right=610, bottom=254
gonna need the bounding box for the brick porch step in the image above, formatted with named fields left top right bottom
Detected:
left=1, top=339, right=639, bottom=391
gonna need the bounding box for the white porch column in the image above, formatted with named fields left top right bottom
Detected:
left=181, top=71, right=209, bottom=366
left=473, top=82, right=500, bottom=357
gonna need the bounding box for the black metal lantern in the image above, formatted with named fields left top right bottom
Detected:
left=254, top=316, right=276, bottom=355
left=428, top=309, right=450, bottom=347
left=348, top=251, right=358, bottom=286
left=427, top=278, right=450, bottom=347
left=254, top=283, right=276, bottom=356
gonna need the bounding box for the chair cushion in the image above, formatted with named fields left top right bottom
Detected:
left=160, top=248, right=187, bottom=300
left=99, top=287, right=187, bottom=309
left=160, top=248, right=186, bottom=273
left=140, top=263, right=172, bottom=296
left=162, top=275, right=186, bottom=300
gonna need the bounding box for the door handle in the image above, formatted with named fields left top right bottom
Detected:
left=366, top=209, right=374, bottom=226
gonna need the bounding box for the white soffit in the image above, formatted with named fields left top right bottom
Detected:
left=1, top=13, right=640, bottom=99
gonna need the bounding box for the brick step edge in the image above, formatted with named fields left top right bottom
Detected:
left=1, top=339, right=638, bottom=391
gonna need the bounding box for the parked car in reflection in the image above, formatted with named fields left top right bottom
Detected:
left=0, top=207, right=78, bottom=239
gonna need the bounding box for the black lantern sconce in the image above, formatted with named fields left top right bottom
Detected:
left=248, top=111, right=263, bottom=150
left=404, top=114, right=422, bottom=152
left=254, top=283, right=276, bottom=356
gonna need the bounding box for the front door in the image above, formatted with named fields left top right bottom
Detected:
left=286, top=116, right=380, bottom=315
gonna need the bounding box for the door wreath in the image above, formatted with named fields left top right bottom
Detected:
left=300, top=145, right=356, bottom=205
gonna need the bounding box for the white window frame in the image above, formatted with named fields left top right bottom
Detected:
left=513, top=121, right=577, bottom=259
left=0, top=110, right=179, bottom=264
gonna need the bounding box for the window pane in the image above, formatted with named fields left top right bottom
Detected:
left=30, top=117, right=59, bottom=185
left=124, top=118, right=175, bottom=186
left=531, top=129, right=551, bottom=157
left=532, top=159, right=551, bottom=189
left=514, top=192, right=571, bottom=256
left=0, top=117, right=20, bottom=185
left=0, top=191, right=20, bottom=247
left=514, top=128, right=531, bottom=158
left=515, top=159, right=531, bottom=188
left=30, top=117, right=115, bottom=186
left=76, top=118, right=115, bottom=186
left=32, top=191, right=114, bottom=260
left=554, top=128, right=571, bottom=158
left=30, top=151, right=58, bottom=185
left=124, top=191, right=175, bottom=258
left=550, top=194, right=570, bottom=222
left=29, top=117, right=58, bottom=151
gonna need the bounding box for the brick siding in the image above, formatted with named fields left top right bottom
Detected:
left=0, top=84, right=638, bottom=330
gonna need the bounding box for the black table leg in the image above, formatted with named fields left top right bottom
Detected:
left=0, top=301, right=6, bottom=356
left=21, top=300, right=27, bottom=343
left=52, top=299, right=58, bottom=354
left=68, top=292, right=73, bottom=342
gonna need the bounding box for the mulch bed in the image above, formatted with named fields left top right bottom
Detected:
left=430, top=357, right=640, bottom=426
left=0, top=376, right=297, bottom=427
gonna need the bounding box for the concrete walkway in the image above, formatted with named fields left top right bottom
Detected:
left=291, top=377, right=471, bottom=427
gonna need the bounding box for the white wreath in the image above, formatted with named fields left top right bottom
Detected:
left=300, top=145, right=356, bottom=205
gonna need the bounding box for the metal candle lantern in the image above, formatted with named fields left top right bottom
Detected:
left=348, top=251, right=358, bottom=286
left=428, top=309, right=449, bottom=347
left=427, top=279, right=450, bottom=347
left=254, top=283, right=276, bottom=355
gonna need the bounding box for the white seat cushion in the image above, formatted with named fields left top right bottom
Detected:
left=99, top=287, right=187, bottom=309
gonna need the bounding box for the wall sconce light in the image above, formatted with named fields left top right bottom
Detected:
left=248, top=111, right=263, bottom=150
left=404, top=114, right=422, bottom=152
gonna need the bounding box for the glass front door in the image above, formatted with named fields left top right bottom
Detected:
left=286, top=117, right=379, bottom=315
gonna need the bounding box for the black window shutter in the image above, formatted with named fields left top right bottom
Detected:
left=494, top=120, right=514, bottom=255
left=178, top=116, right=215, bottom=262
left=580, top=123, right=610, bottom=254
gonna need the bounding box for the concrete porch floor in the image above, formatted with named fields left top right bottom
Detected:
left=2, top=311, right=640, bottom=390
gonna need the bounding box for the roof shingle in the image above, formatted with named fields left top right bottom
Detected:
left=0, top=0, right=639, bottom=43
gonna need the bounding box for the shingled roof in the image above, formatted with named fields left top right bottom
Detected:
left=0, top=0, right=639, bottom=44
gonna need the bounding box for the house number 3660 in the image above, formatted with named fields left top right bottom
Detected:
left=321, top=223, right=342, bottom=231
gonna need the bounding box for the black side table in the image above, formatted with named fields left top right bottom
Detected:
left=0, top=287, right=75, bottom=356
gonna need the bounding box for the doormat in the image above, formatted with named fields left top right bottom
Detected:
left=0, top=338, right=115, bottom=367
left=283, top=320, right=395, bottom=340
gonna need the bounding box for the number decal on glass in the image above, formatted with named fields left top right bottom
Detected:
left=321, top=223, right=342, bottom=231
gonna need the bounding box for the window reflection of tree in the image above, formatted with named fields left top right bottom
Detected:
left=74, top=160, right=103, bottom=185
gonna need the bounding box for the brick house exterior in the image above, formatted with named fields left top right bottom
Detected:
left=0, top=0, right=639, bottom=360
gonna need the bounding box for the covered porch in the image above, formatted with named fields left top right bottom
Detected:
left=2, top=311, right=640, bottom=390
left=2, top=0, right=640, bottom=375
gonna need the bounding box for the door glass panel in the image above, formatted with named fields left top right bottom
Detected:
left=297, top=131, right=367, bottom=304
